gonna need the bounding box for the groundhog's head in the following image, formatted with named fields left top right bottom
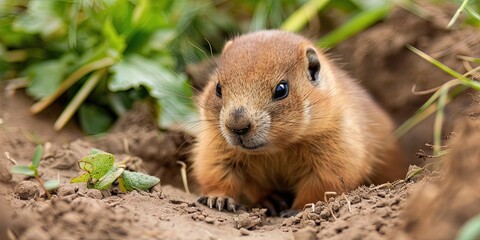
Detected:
left=198, top=30, right=338, bottom=153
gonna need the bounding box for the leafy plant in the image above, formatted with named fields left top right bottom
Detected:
left=1, top=0, right=195, bottom=134
left=10, top=145, right=60, bottom=198
left=71, top=151, right=160, bottom=192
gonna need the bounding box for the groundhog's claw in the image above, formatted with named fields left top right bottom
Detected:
left=197, top=196, right=242, bottom=213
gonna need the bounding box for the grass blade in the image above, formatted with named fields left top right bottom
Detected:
left=317, top=3, right=391, bottom=48
left=280, top=0, right=330, bottom=32
left=465, top=6, right=480, bottom=22
left=406, top=45, right=480, bottom=90
left=30, top=57, right=115, bottom=114
left=54, top=69, right=107, bottom=131
left=447, top=0, right=470, bottom=29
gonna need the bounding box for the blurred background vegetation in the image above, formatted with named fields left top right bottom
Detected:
left=0, top=0, right=478, bottom=135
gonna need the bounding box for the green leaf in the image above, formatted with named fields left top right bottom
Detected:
left=109, top=55, right=195, bottom=128
left=26, top=59, right=69, bottom=100
left=78, top=104, right=115, bottom=135
left=90, top=148, right=105, bottom=154
left=70, top=172, right=91, bottom=183
left=11, top=165, right=36, bottom=177
left=77, top=153, right=115, bottom=180
left=120, top=170, right=160, bottom=192
left=44, top=179, right=60, bottom=191
left=31, top=145, right=44, bottom=169
left=94, top=167, right=124, bottom=190
left=102, top=17, right=126, bottom=58
left=12, top=0, right=67, bottom=39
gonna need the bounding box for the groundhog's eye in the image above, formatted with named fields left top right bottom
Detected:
left=273, top=81, right=289, bottom=100
left=216, top=82, right=222, bottom=98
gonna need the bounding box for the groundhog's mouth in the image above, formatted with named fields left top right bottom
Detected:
left=240, top=143, right=265, bottom=150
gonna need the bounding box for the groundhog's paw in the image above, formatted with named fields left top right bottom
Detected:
left=197, top=196, right=244, bottom=213
left=256, top=192, right=294, bottom=216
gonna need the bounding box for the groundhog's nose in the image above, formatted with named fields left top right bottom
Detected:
left=227, top=123, right=251, bottom=135
left=226, top=107, right=251, bottom=135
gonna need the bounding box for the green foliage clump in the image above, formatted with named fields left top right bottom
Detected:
left=71, top=151, right=160, bottom=192
left=0, top=0, right=196, bottom=134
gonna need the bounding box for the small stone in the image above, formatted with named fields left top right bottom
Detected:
left=56, top=185, right=77, bottom=197
left=307, top=212, right=320, bottom=220
left=15, top=181, right=40, bottom=200
left=282, top=216, right=300, bottom=226
left=239, top=228, right=250, bottom=236
left=331, top=202, right=340, bottom=211
left=197, top=215, right=206, bottom=221
left=320, top=209, right=331, bottom=219
left=85, top=189, right=102, bottom=199
left=204, top=217, right=215, bottom=224
left=377, top=191, right=386, bottom=198
left=187, top=207, right=197, bottom=214
left=302, top=220, right=316, bottom=228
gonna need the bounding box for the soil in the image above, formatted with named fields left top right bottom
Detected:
left=1, top=3, right=480, bottom=240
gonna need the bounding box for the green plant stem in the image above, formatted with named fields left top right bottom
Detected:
left=35, top=175, right=51, bottom=199
left=54, top=69, right=107, bottom=131
left=280, top=0, right=330, bottom=32
left=30, top=57, right=115, bottom=114
left=447, top=0, right=470, bottom=29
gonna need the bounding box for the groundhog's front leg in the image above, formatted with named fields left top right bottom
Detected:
left=194, top=157, right=245, bottom=212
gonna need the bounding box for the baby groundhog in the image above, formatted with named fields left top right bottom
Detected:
left=192, top=30, right=406, bottom=216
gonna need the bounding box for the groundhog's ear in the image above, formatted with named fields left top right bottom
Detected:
left=222, top=40, right=233, bottom=53
left=306, top=48, right=321, bottom=82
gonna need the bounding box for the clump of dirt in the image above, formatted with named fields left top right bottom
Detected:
left=14, top=181, right=40, bottom=200
left=401, top=104, right=480, bottom=239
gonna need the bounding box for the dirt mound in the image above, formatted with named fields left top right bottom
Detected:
left=401, top=103, right=480, bottom=239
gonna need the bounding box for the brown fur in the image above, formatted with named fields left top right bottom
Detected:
left=192, top=30, right=407, bottom=210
